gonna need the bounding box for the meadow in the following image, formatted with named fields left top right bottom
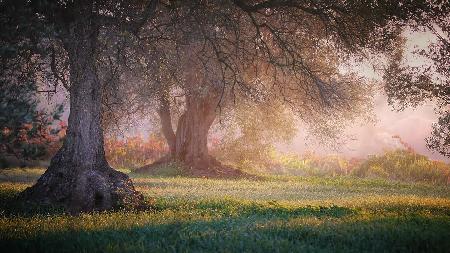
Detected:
left=0, top=168, right=449, bottom=253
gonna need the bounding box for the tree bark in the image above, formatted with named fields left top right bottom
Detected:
left=21, top=17, right=143, bottom=213
left=158, top=94, right=176, bottom=157
left=174, top=94, right=217, bottom=169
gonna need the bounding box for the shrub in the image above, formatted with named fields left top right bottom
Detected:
left=352, top=149, right=450, bottom=185
left=270, top=152, right=357, bottom=177
left=105, top=133, right=167, bottom=170
left=251, top=148, right=449, bottom=185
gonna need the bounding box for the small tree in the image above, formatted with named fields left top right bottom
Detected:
left=212, top=100, right=297, bottom=171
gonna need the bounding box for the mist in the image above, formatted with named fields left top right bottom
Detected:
left=287, top=92, right=449, bottom=162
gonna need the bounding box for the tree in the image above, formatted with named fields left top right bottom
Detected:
left=0, top=0, right=158, bottom=212
left=383, top=3, right=450, bottom=157
left=132, top=0, right=434, bottom=174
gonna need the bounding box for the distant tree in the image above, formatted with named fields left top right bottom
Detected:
left=383, top=4, right=450, bottom=157
left=128, top=1, right=436, bottom=174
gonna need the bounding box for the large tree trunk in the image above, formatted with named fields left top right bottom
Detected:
left=143, top=92, right=249, bottom=178
left=174, top=94, right=217, bottom=170
left=139, top=90, right=254, bottom=178
left=143, top=92, right=218, bottom=171
left=21, top=18, right=143, bottom=213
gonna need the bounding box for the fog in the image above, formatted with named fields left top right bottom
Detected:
left=287, top=92, right=449, bottom=162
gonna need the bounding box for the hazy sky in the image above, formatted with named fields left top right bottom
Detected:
left=287, top=92, right=449, bottom=162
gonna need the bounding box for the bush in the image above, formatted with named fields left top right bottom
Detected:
left=352, top=149, right=450, bottom=185
left=270, top=152, right=359, bottom=177
left=251, top=149, right=449, bottom=185
left=105, top=133, right=167, bottom=170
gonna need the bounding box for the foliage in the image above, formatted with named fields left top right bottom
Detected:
left=212, top=100, right=296, bottom=171
left=352, top=149, right=450, bottom=185
left=239, top=149, right=449, bottom=186
left=104, top=0, right=439, bottom=156
left=104, top=133, right=167, bottom=170
left=427, top=110, right=450, bottom=157
left=0, top=168, right=449, bottom=252
left=272, top=152, right=360, bottom=178
left=0, top=82, right=65, bottom=166
left=0, top=0, right=65, bottom=166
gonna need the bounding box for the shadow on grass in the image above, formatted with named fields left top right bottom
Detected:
left=0, top=188, right=66, bottom=217
left=156, top=198, right=356, bottom=219
left=1, top=210, right=449, bottom=253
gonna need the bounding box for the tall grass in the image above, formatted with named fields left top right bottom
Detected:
left=352, top=150, right=450, bottom=185
left=256, top=149, right=450, bottom=185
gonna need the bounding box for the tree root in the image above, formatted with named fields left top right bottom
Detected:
left=136, top=156, right=260, bottom=180
left=20, top=161, right=146, bottom=214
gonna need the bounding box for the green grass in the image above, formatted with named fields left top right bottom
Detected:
left=0, top=168, right=449, bottom=252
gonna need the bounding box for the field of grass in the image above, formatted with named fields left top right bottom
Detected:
left=0, top=168, right=449, bottom=252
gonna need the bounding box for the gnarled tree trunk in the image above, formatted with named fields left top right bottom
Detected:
left=21, top=18, right=143, bottom=213
left=155, top=92, right=217, bottom=169
left=174, top=94, right=217, bottom=169
left=144, top=91, right=248, bottom=178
